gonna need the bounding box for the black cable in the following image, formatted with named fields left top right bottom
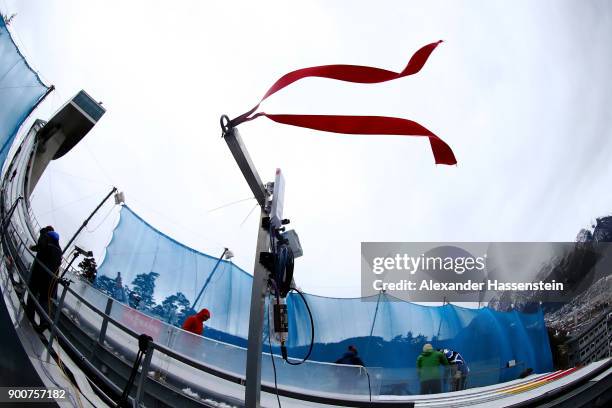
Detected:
left=266, top=298, right=282, bottom=408
left=281, top=287, right=314, bottom=366
left=365, top=368, right=372, bottom=403
left=117, top=334, right=152, bottom=408
left=275, top=245, right=294, bottom=297
left=117, top=349, right=143, bottom=407
left=267, top=223, right=313, bottom=366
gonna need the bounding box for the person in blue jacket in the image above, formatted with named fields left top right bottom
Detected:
left=25, top=226, right=63, bottom=333
left=335, top=345, right=365, bottom=366
left=442, top=348, right=469, bottom=391
left=334, top=345, right=365, bottom=392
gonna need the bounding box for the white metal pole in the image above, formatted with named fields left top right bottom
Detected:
left=221, top=119, right=272, bottom=407
left=245, top=210, right=271, bottom=407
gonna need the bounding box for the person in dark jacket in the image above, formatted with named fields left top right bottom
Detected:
left=25, top=226, right=63, bottom=332
left=182, top=308, right=210, bottom=335
left=442, top=348, right=469, bottom=391
left=416, top=343, right=449, bottom=394
left=29, top=226, right=53, bottom=253
left=335, top=345, right=365, bottom=366
left=334, top=345, right=365, bottom=391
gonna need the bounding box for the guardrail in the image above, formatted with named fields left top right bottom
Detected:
left=1, top=195, right=387, bottom=407
left=0, top=211, right=132, bottom=406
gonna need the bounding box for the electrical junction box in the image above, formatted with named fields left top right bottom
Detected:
left=282, top=229, right=303, bottom=258
left=270, top=168, right=285, bottom=228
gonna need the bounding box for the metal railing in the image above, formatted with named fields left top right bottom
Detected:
left=1, top=218, right=384, bottom=407
left=0, top=217, right=133, bottom=406
left=1, top=184, right=382, bottom=407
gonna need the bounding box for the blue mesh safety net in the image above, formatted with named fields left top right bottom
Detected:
left=97, top=206, right=553, bottom=393
left=0, top=17, right=49, bottom=168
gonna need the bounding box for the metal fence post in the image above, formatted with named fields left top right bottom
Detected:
left=98, top=297, right=113, bottom=345
left=90, top=297, right=114, bottom=360
left=134, top=344, right=154, bottom=406
left=47, top=282, right=69, bottom=351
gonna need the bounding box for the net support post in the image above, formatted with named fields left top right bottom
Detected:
left=221, top=117, right=271, bottom=407
left=221, top=121, right=267, bottom=207
left=61, top=186, right=117, bottom=258
left=135, top=344, right=154, bottom=405
left=47, top=282, right=69, bottom=351
left=98, top=297, right=114, bottom=346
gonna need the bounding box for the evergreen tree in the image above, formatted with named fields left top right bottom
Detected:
left=78, top=256, right=97, bottom=283
left=127, top=287, right=141, bottom=309
left=170, top=292, right=192, bottom=324
left=151, top=303, right=164, bottom=317
left=131, top=271, right=159, bottom=310
left=153, top=292, right=191, bottom=325
left=95, top=275, right=115, bottom=296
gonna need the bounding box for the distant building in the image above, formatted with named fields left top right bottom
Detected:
left=566, top=308, right=612, bottom=366
left=562, top=218, right=612, bottom=366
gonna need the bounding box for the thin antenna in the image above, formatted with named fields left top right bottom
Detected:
left=208, top=197, right=255, bottom=213
left=240, top=203, right=259, bottom=227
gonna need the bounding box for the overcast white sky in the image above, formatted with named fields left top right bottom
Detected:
left=3, top=0, right=611, bottom=297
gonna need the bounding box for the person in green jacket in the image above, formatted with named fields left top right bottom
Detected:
left=416, top=343, right=449, bottom=394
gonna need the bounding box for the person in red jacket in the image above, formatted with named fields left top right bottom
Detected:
left=182, top=308, right=210, bottom=335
